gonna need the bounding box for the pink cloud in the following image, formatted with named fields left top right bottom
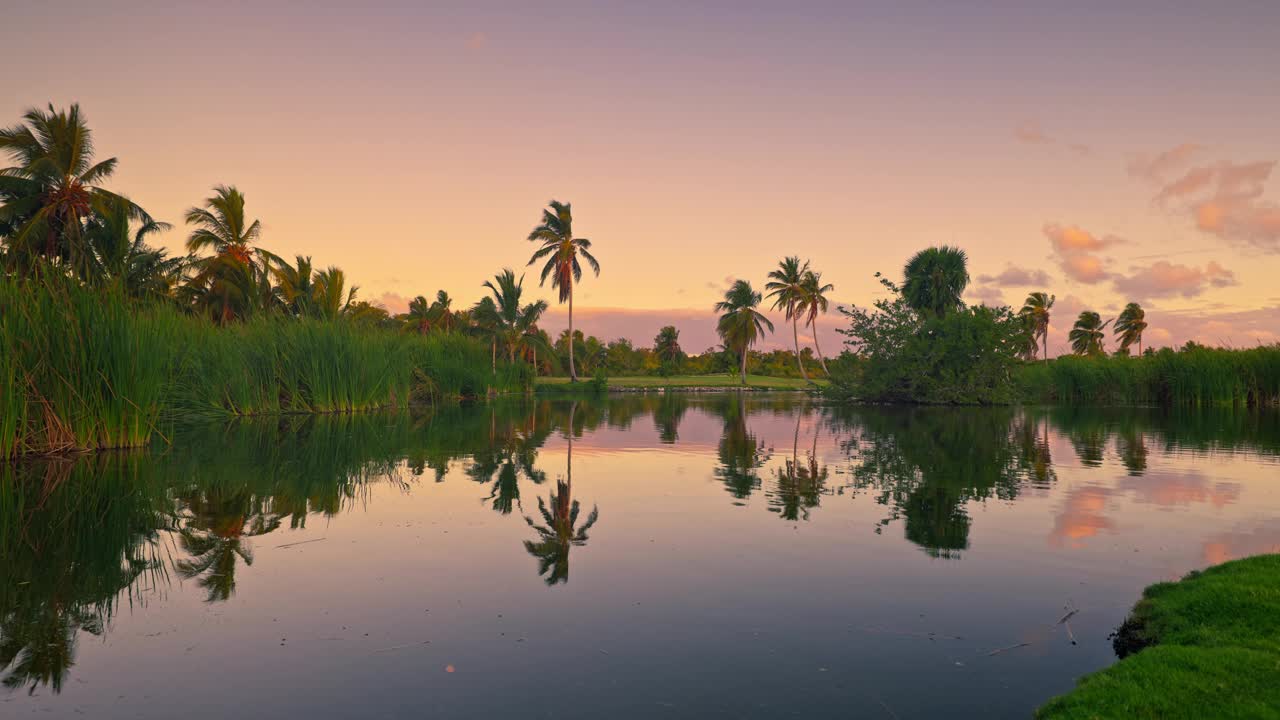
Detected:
left=1139, top=153, right=1280, bottom=252
left=376, top=291, right=412, bottom=314
left=1111, top=260, right=1238, bottom=300
left=1015, top=121, right=1051, bottom=144
left=965, top=285, right=1006, bottom=307
left=1042, top=223, right=1124, bottom=284
left=1126, top=143, right=1203, bottom=183
left=976, top=264, right=1052, bottom=287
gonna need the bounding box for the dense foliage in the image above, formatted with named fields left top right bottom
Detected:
left=828, top=274, right=1027, bottom=404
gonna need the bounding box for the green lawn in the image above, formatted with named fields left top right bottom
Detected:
left=535, top=374, right=825, bottom=390
left=1037, top=554, right=1280, bottom=719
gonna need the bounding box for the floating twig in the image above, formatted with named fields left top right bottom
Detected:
left=275, top=538, right=326, bottom=549
left=986, top=642, right=1031, bottom=657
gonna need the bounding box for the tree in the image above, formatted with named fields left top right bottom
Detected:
left=526, top=200, right=599, bottom=382
left=311, top=266, right=357, bottom=320
left=715, top=280, right=774, bottom=385
left=1020, top=292, right=1055, bottom=362
left=183, top=185, right=276, bottom=323
left=1069, top=311, right=1111, bottom=356
left=482, top=269, right=552, bottom=364
left=653, top=325, right=683, bottom=365
left=83, top=193, right=182, bottom=301
left=801, top=269, right=835, bottom=375
left=1115, top=302, right=1148, bottom=355
left=0, top=104, right=155, bottom=276
left=902, top=246, right=969, bottom=319
left=470, top=296, right=501, bottom=371
left=765, top=256, right=812, bottom=381
left=271, top=255, right=316, bottom=316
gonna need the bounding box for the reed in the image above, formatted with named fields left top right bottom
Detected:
left=1, top=276, right=530, bottom=459
left=1018, top=346, right=1280, bottom=407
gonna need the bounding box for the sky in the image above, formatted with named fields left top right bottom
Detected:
left=4, top=0, right=1279, bottom=353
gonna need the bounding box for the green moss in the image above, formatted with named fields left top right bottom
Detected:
left=1038, top=554, right=1280, bottom=719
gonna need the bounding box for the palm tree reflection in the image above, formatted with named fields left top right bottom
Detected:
left=523, top=402, right=599, bottom=585
left=715, top=395, right=771, bottom=500
left=174, top=489, right=282, bottom=603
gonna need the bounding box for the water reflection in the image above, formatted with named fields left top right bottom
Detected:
left=2, top=396, right=1278, bottom=699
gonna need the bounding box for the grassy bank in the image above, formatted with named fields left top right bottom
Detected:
left=1, top=276, right=528, bottom=459
left=1037, top=554, right=1280, bottom=719
left=536, top=374, right=824, bottom=391
left=1018, top=346, right=1280, bottom=407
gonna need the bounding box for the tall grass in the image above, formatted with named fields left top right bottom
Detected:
left=2, top=275, right=528, bottom=459
left=1018, top=346, right=1280, bottom=407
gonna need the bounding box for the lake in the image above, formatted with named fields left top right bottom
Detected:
left=3, top=395, right=1278, bottom=718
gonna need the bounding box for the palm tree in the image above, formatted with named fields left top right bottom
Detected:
left=404, top=294, right=434, bottom=334
left=1069, top=311, right=1111, bottom=356
left=715, top=280, right=774, bottom=385
left=800, top=270, right=834, bottom=375
left=312, top=266, right=357, bottom=320
left=271, top=255, right=316, bottom=316
left=184, top=185, right=276, bottom=323
left=902, top=246, right=969, bottom=319
left=765, top=257, right=812, bottom=380
left=470, top=295, right=501, bottom=371
left=482, top=269, right=552, bottom=364
left=1020, top=292, right=1055, bottom=362
left=429, top=290, right=456, bottom=332
left=0, top=104, right=154, bottom=276
left=83, top=193, right=182, bottom=301
left=653, top=325, right=683, bottom=365
left=526, top=200, right=600, bottom=382
left=1115, top=302, right=1148, bottom=355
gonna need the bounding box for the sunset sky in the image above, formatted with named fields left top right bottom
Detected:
left=5, top=1, right=1279, bottom=352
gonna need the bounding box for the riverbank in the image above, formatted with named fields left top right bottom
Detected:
left=1037, top=554, right=1280, bottom=719
left=535, top=374, right=825, bottom=392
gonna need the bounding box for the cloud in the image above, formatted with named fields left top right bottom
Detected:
left=465, top=31, right=488, bottom=50
left=1015, top=121, right=1090, bottom=155
left=965, top=285, right=1006, bottom=307
left=1134, top=148, right=1280, bottom=252
left=375, top=291, right=412, bottom=314
left=976, top=264, right=1052, bottom=287
left=1042, top=223, right=1124, bottom=284
left=1015, top=121, right=1051, bottom=145
left=1126, top=143, right=1203, bottom=183
left=1111, top=260, right=1238, bottom=300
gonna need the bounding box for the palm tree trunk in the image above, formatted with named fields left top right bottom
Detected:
left=792, top=315, right=808, bottom=381
left=811, top=321, right=830, bottom=375
left=1042, top=327, right=1049, bottom=364
left=739, top=346, right=748, bottom=385
left=532, top=347, right=537, bottom=376
left=568, top=282, right=577, bottom=382
left=491, top=340, right=496, bottom=372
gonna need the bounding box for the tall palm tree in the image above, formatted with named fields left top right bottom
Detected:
left=0, top=104, right=154, bottom=276
left=482, top=269, right=552, bottom=363
left=1020, top=292, right=1055, bottom=362
left=526, top=200, right=600, bottom=382
left=800, top=270, right=835, bottom=375
left=765, top=256, right=812, bottom=381
left=902, top=246, right=969, bottom=319
left=1069, top=311, right=1111, bottom=356
left=1115, top=302, right=1148, bottom=355
left=653, top=325, right=683, bottom=364
left=715, top=280, right=774, bottom=385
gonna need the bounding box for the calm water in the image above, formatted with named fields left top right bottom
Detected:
left=3, top=396, right=1278, bottom=718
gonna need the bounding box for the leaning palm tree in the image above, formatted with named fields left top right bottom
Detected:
left=902, top=246, right=969, bottom=319
left=715, top=280, right=774, bottom=385
left=653, top=325, right=683, bottom=364
left=1115, top=302, right=1148, bottom=355
left=765, top=256, right=812, bottom=381
left=800, top=270, right=835, bottom=375
left=1069, top=311, right=1111, bottom=356
left=1020, top=292, right=1055, bottom=362
left=482, top=269, right=552, bottom=363
left=526, top=201, right=600, bottom=382
left=0, top=104, right=154, bottom=276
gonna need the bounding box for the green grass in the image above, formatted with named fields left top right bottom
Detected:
left=1037, top=554, right=1280, bottom=719
left=535, top=374, right=825, bottom=390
